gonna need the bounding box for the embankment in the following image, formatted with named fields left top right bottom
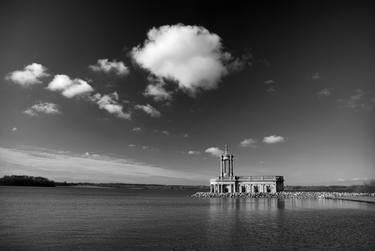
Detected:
left=191, top=192, right=375, bottom=203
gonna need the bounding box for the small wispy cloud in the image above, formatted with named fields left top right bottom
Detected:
left=135, top=104, right=161, bottom=118
left=144, top=76, right=172, bottom=102
left=162, top=130, right=170, bottom=136
left=90, top=92, right=131, bottom=119
left=337, top=177, right=370, bottom=183
left=24, top=102, right=61, bottom=116
left=205, top=147, right=223, bottom=157
left=11, top=127, right=17, bottom=132
left=240, top=138, right=257, bottom=148
left=312, top=72, right=320, bottom=80
left=338, top=89, right=374, bottom=111
left=264, top=79, right=277, bottom=94
left=89, top=59, right=129, bottom=76
left=6, top=63, right=49, bottom=87
left=317, top=88, right=331, bottom=98
left=263, top=135, right=286, bottom=144
left=132, top=127, right=142, bottom=132
left=188, top=150, right=200, bottom=155
left=264, top=80, right=275, bottom=85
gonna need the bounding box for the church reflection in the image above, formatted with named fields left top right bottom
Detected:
left=205, top=198, right=285, bottom=249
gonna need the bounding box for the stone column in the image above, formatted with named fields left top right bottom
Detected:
left=223, top=159, right=226, bottom=177
left=221, top=156, right=224, bottom=178
left=224, top=159, right=227, bottom=176
left=230, top=155, right=233, bottom=176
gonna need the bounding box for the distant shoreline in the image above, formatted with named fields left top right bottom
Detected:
left=1, top=175, right=375, bottom=193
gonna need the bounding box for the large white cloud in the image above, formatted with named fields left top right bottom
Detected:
left=90, top=92, right=131, bottom=120
left=205, top=147, right=224, bottom=157
left=263, top=135, right=286, bottom=144
left=135, top=104, right=161, bottom=118
left=89, top=59, right=129, bottom=76
left=132, top=24, right=235, bottom=95
left=6, top=63, right=49, bottom=86
left=23, top=102, right=61, bottom=116
left=47, top=74, right=94, bottom=98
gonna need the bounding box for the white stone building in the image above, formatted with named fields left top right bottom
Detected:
left=209, top=145, right=284, bottom=193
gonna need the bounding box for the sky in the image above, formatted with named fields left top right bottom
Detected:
left=0, top=1, right=374, bottom=185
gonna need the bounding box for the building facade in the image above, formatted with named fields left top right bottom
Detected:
left=209, top=145, right=284, bottom=193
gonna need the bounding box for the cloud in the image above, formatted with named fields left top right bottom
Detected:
left=11, top=127, right=17, bottom=132
left=23, top=102, right=61, bottom=116
left=144, top=77, right=172, bottom=101
left=317, top=88, right=331, bottom=97
left=161, top=130, right=170, bottom=136
left=90, top=92, right=131, bottom=119
left=312, top=72, right=320, bottom=80
left=183, top=133, right=189, bottom=138
left=263, top=135, right=286, bottom=144
left=266, top=87, right=277, bottom=94
left=264, top=79, right=277, bottom=94
left=6, top=63, right=49, bottom=86
left=240, top=138, right=257, bottom=147
left=132, top=24, right=240, bottom=96
left=47, top=74, right=94, bottom=98
left=188, top=150, right=200, bottom=155
left=337, top=177, right=370, bottom=183
left=338, top=89, right=374, bottom=111
left=205, top=147, right=223, bottom=157
left=128, top=144, right=136, bottom=147
left=89, top=59, right=129, bottom=76
left=135, top=104, right=161, bottom=117
left=132, top=127, right=142, bottom=132
left=264, top=80, right=275, bottom=85
left=0, top=146, right=203, bottom=185
left=226, top=52, right=254, bottom=72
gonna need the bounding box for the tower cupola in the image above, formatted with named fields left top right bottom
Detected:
left=220, top=144, right=234, bottom=178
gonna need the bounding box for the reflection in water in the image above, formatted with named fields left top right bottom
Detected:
left=277, top=199, right=285, bottom=209
left=207, top=198, right=286, bottom=249
left=1, top=187, right=374, bottom=250
left=206, top=198, right=374, bottom=250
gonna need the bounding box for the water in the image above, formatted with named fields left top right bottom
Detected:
left=1, top=186, right=374, bottom=250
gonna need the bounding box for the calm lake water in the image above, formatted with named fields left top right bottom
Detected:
left=1, top=186, right=374, bottom=250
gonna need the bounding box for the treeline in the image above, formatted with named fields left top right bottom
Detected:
left=56, top=181, right=209, bottom=190
left=0, top=175, right=55, bottom=187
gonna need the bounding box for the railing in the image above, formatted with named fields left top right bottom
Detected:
left=210, top=176, right=283, bottom=182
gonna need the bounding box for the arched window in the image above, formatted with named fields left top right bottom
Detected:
left=254, top=185, right=259, bottom=193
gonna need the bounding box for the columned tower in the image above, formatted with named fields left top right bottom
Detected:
left=220, top=144, right=234, bottom=178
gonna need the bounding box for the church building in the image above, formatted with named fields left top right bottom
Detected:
left=210, top=145, right=284, bottom=194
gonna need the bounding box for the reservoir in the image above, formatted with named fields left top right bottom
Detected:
left=1, top=186, right=374, bottom=250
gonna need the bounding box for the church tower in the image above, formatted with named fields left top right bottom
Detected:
left=220, top=144, right=234, bottom=178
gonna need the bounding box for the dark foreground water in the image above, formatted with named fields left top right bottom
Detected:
left=1, top=187, right=374, bottom=250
